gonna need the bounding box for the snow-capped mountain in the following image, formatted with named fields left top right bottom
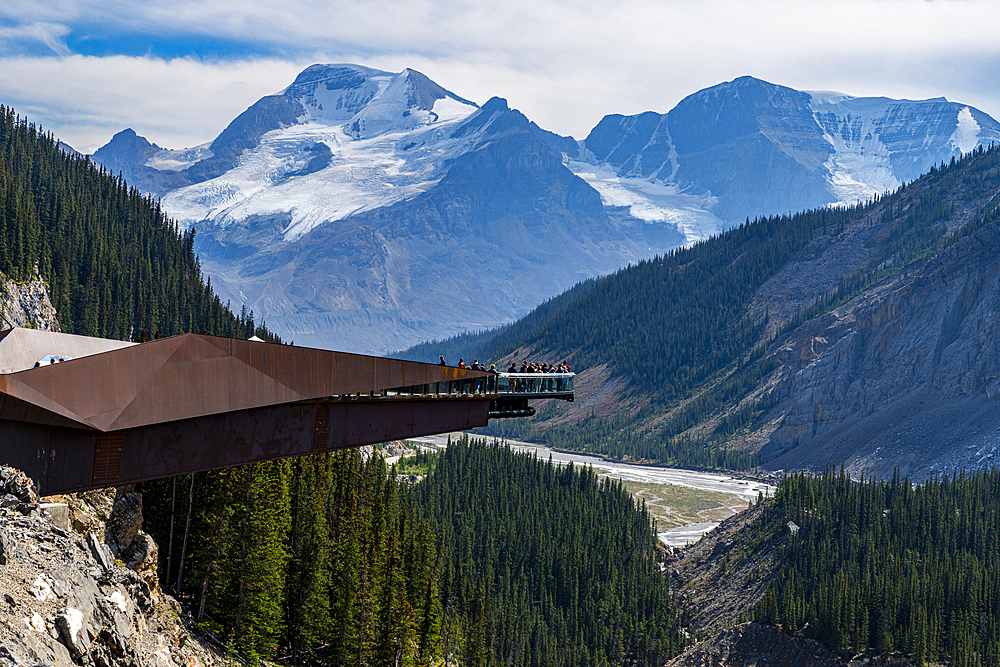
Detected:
left=92, top=70, right=1000, bottom=353
left=574, top=76, right=1000, bottom=230
left=93, top=64, right=681, bottom=352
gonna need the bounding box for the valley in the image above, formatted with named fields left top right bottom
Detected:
left=410, top=433, right=777, bottom=545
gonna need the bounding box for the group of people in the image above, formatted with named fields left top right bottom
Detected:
left=439, top=356, right=499, bottom=373
left=506, top=361, right=571, bottom=374
left=435, top=355, right=572, bottom=394
left=438, top=355, right=571, bottom=375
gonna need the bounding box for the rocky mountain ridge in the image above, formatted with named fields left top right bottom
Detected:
left=573, top=76, right=1000, bottom=228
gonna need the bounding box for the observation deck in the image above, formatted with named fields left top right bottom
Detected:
left=0, top=328, right=574, bottom=494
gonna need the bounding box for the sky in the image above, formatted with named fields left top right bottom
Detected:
left=1, top=0, right=1000, bottom=154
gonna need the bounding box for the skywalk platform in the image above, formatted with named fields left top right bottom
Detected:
left=0, top=329, right=572, bottom=494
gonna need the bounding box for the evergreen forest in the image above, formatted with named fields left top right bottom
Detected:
left=0, top=106, right=277, bottom=342
left=139, top=438, right=683, bottom=665
left=749, top=469, right=1000, bottom=666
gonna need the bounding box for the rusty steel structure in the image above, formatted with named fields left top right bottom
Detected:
left=0, top=329, right=571, bottom=495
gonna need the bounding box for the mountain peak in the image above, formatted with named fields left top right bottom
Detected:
left=281, top=63, right=478, bottom=138
left=92, top=128, right=160, bottom=165
left=402, top=68, right=477, bottom=111
left=284, top=63, right=391, bottom=99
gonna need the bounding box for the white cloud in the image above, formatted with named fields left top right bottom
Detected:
left=1, top=0, right=1000, bottom=152
left=0, top=22, right=72, bottom=55
left=0, top=55, right=303, bottom=152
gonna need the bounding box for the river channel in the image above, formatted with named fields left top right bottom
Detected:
left=408, top=434, right=777, bottom=547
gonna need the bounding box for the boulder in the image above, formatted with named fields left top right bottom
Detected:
left=39, top=502, right=70, bottom=532
left=87, top=532, right=115, bottom=571
left=56, top=607, right=96, bottom=658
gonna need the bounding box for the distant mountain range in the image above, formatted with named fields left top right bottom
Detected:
left=92, top=66, right=1000, bottom=352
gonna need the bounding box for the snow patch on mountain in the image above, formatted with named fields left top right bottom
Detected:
left=807, top=90, right=853, bottom=105
left=952, top=107, right=980, bottom=155
left=567, top=160, right=723, bottom=245
left=145, top=143, right=214, bottom=171
left=160, top=68, right=481, bottom=242
left=164, top=119, right=471, bottom=241
left=808, top=95, right=901, bottom=204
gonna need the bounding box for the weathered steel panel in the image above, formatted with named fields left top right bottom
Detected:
left=325, top=399, right=490, bottom=451
left=0, top=332, right=488, bottom=432
left=0, top=421, right=96, bottom=493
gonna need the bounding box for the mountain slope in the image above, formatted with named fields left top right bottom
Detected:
left=92, top=70, right=1000, bottom=355
left=457, top=145, right=1000, bottom=479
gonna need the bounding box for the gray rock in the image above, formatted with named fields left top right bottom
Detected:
left=122, top=533, right=159, bottom=590
left=9, top=625, right=75, bottom=667
left=0, top=494, right=19, bottom=508
left=105, top=493, right=142, bottom=556
left=87, top=532, right=114, bottom=570
left=0, top=645, right=22, bottom=666
left=0, top=273, right=60, bottom=333
left=56, top=607, right=95, bottom=657
left=0, top=526, right=10, bottom=565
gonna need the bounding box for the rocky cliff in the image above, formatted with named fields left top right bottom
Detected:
left=667, top=624, right=915, bottom=667
left=757, top=220, right=1000, bottom=478
left=0, top=273, right=60, bottom=332
left=0, top=468, right=222, bottom=667
left=711, top=150, right=1000, bottom=478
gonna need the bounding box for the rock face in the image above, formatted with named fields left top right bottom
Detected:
left=0, top=468, right=222, bottom=667
left=758, top=220, right=1000, bottom=479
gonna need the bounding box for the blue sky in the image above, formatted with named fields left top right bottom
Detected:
left=2, top=0, right=1000, bottom=153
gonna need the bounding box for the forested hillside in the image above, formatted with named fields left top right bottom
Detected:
left=749, top=469, right=1000, bottom=666
left=443, top=146, right=1000, bottom=474
left=139, top=439, right=682, bottom=665
left=0, top=106, right=276, bottom=341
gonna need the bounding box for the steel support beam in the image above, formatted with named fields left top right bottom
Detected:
left=3, top=397, right=491, bottom=495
